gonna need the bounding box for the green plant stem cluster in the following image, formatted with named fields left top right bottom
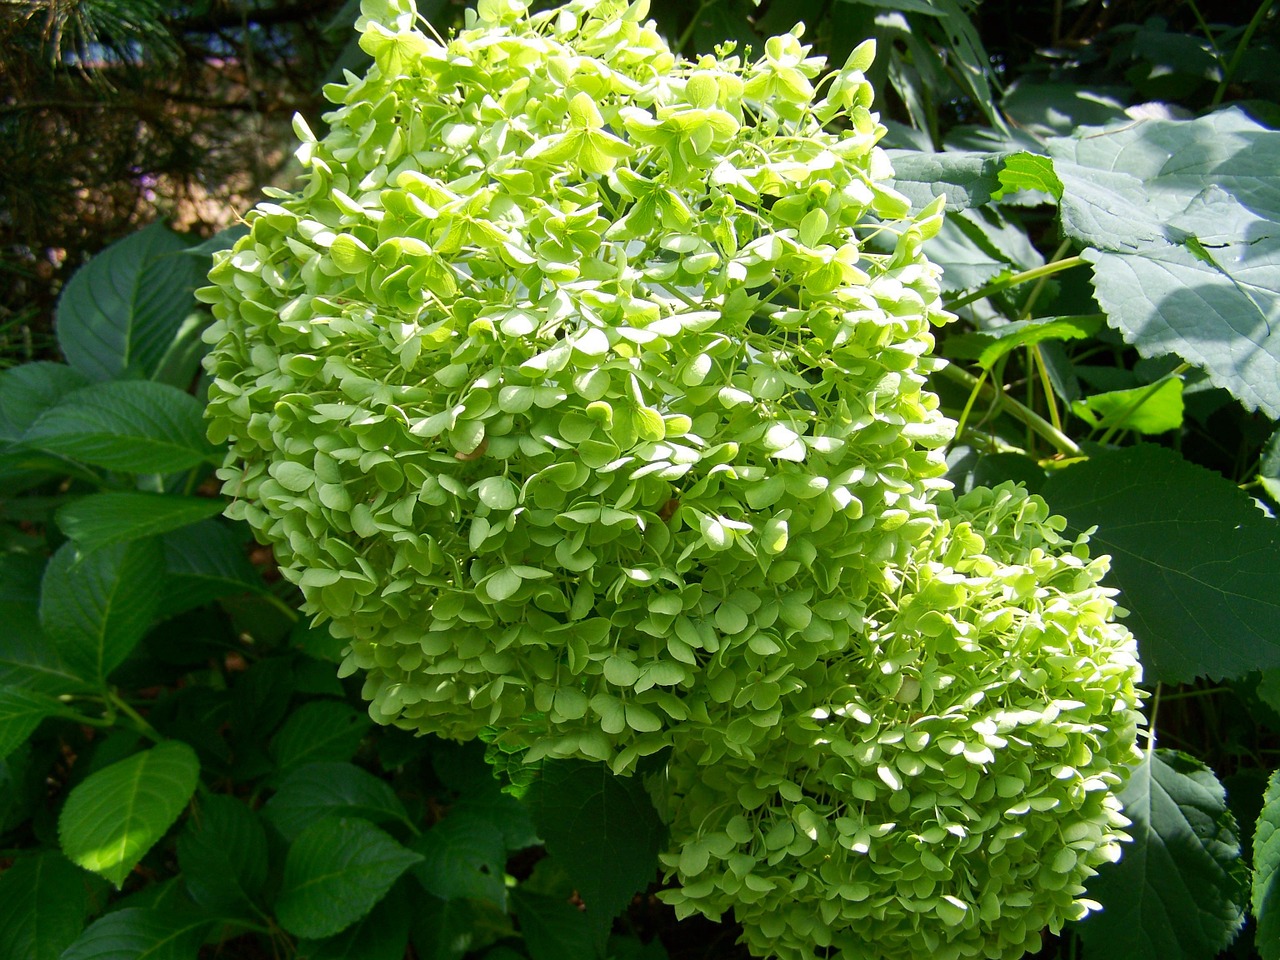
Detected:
left=199, top=1, right=1144, bottom=957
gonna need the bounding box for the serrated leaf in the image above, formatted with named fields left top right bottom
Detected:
left=1255, top=769, right=1280, bottom=960
left=1049, top=108, right=1280, bottom=417
left=945, top=315, right=1103, bottom=370
left=0, top=362, right=89, bottom=444
left=0, top=852, right=96, bottom=960
left=270, top=700, right=371, bottom=774
left=176, top=794, right=268, bottom=915
left=997, top=152, right=1062, bottom=200
left=411, top=813, right=508, bottom=906
left=156, top=519, right=263, bottom=619
left=886, top=150, right=1002, bottom=212
left=56, top=223, right=206, bottom=382
left=263, top=761, right=411, bottom=840
left=59, top=906, right=211, bottom=960
left=297, top=881, right=411, bottom=960
left=58, top=740, right=200, bottom=887
left=1070, top=378, right=1185, bottom=435
left=511, top=888, right=598, bottom=960
left=527, top=760, right=664, bottom=943
left=57, top=494, right=225, bottom=552
left=1078, top=749, right=1247, bottom=960
left=0, top=685, right=82, bottom=761
left=23, top=381, right=216, bottom=473
left=1042, top=445, right=1280, bottom=682
left=275, top=816, right=422, bottom=940
left=0, top=554, right=84, bottom=694
left=1263, top=426, right=1280, bottom=505
left=39, top=538, right=165, bottom=686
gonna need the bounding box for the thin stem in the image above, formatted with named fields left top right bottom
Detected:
left=1096, top=363, right=1191, bottom=446
left=1031, top=345, right=1064, bottom=437
left=944, top=257, right=1086, bottom=311
left=1146, top=683, right=1161, bottom=759
left=1213, top=0, right=1276, bottom=107
left=1158, top=686, right=1230, bottom=703
left=938, top=362, right=1082, bottom=457
left=951, top=367, right=990, bottom=447
left=108, top=691, right=164, bottom=744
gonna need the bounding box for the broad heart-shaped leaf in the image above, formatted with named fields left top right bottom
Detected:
left=1255, top=769, right=1280, bottom=960
left=58, top=740, right=200, bottom=887
left=0, top=685, right=84, bottom=761
left=275, top=816, right=422, bottom=940
left=296, top=879, right=412, bottom=960
left=0, top=852, right=97, bottom=960
left=59, top=906, right=212, bottom=960
left=262, top=761, right=411, bottom=840
left=410, top=813, right=508, bottom=906
left=886, top=150, right=1003, bottom=211
left=0, top=553, right=85, bottom=694
left=270, top=699, right=372, bottom=774
left=57, top=493, right=225, bottom=552
left=511, top=888, right=598, bottom=960
left=1077, top=749, right=1247, bottom=960
left=39, top=538, right=165, bottom=687
left=156, top=519, right=263, bottom=619
left=175, top=793, right=268, bottom=916
left=0, top=362, right=89, bottom=443
left=1048, top=108, right=1280, bottom=417
left=23, top=380, right=217, bottom=474
left=56, top=222, right=206, bottom=382
left=527, top=760, right=665, bottom=945
left=1042, top=444, right=1280, bottom=683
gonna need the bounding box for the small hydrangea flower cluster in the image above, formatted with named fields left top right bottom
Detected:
left=200, top=1, right=1144, bottom=956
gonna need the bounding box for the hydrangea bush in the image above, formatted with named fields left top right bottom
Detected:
left=199, top=0, right=1145, bottom=956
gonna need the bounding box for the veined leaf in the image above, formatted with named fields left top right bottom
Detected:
left=23, top=380, right=216, bottom=474
left=1070, top=378, right=1185, bottom=435
left=275, top=816, right=422, bottom=940
left=58, top=740, right=200, bottom=887
left=39, top=538, right=165, bottom=686
left=157, top=519, right=263, bottom=619
left=996, top=152, right=1062, bottom=200
left=1255, top=769, right=1280, bottom=960
left=57, top=493, right=225, bottom=552
left=56, top=222, right=207, bottom=382
left=0, top=553, right=85, bottom=694
left=0, top=852, right=97, bottom=960
left=1042, top=445, right=1280, bottom=683
left=410, top=813, right=508, bottom=906
left=176, top=794, right=268, bottom=916
left=0, top=686, right=83, bottom=761
left=1077, top=749, right=1247, bottom=960
left=262, top=761, right=411, bottom=841
left=945, top=315, right=1102, bottom=370
left=1262, top=426, right=1280, bottom=506
left=296, top=882, right=411, bottom=960
left=1049, top=108, right=1280, bottom=417
left=887, top=151, right=1003, bottom=211
left=270, top=700, right=371, bottom=774
left=59, top=906, right=211, bottom=960
left=0, top=362, right=89, bottom=444
left=511, top=889, right=597, bottom=960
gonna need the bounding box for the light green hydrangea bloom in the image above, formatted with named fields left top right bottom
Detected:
left=653, top=483, right=1144, bottom=960
left=200, top=0, right=954, bottom=771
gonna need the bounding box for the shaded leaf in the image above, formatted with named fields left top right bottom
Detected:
left=275, top=816, right=422, bottom=940
left=155, top=519, right=262, bottom=619
left=411, top=813, right=508, bottom=906
left=0, top=685, right=83, bottom=761
left=1042, top=445, right=1280, bottom=682
left=0, top=362, right=89, bottom=444
left=0, top=852, right=96, bottom=960
left=39, top=538, right=165, bottom=686
left=0, top=554, right=84, bottom=694
left=59, top=906, right=211, bottom=960
left=1078, top=749, right=1247, bottom=960
left=409, top=895, right=514, bottom=960
left=176, top=793, right=268, bottom=916
left=262, top=761, right=410, bottom=841
left=511, top=888, right=598, bottom=960
left=270, top=700, right=371, bottom=774
left=23, top=380, right=216, bottom=473
left=58, top=740, right=200, bottom=887
left=297, top=880, right=411, bottom=960
left=886, top=150, right=1002, bottom=211
left=1256, top=769, right=1280, bottom=960
left=56, top=223, right=206, bottom=382
left=57, top=493, right=224, bottom=552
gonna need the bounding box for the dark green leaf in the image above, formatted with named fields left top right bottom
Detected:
left=1078, top=749, right=1247, bottom=960
left=0, top=362, right=89, bottom=444
left=527, top=760, right=664, bottom=943
left=176, top=793, right=268, bottom=915
left=275, top=816, right=422, bottom=940
left=39, top=538, right=165, bottom=686
left=1042, top=445, right=1280, bottom=682
left=56, top=223, right=206, bottom=382
left=57, top=493, right=225, bottom=552
left=297, top=880, right=411, bottom=960
left=0, top=685, right=82, bottom=761
left=59, top=906, right=211, bottom=960
left=0, top=852, right=96, bottom=960
left=1255, top=769, right=1280, bottom=960
left=263, top=761, right=410, bottom=840
left=156, top=519, right=262, bottom=619
left=409, top=895, right=514, bottom=960
left=24, top=380, right=216, bottom=473
left=58, top=740, right=200, bottom=887
left=411, top=813, right=508, bottom=906
left=270, top=700, right=372, bottom=773
left=511, top=888, right=598, bottom=960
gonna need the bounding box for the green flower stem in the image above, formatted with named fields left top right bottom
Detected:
left=107, top=690, right=164, bottom=744
left=944, top=256, right=1087, bottom=312
left=938, top=361, right=1082, bottom=457
left=1096, top=363, right=1192, bottom=446
left=1213, top=0, right=1276, bottom=106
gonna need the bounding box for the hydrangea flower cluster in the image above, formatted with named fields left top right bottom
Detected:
left=653, top=484, right=1143, bottom=959
left=199, top=0, right=1144, bottom=956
